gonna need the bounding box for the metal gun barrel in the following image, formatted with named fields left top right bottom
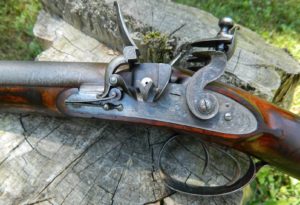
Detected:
left=0, top=61, right=106, bottom=87
left=0, top=61, right=107, bottom=116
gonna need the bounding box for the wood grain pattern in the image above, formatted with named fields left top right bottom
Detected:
left=1, top=81, right=298, bottom=180
left=0, top=86, right=66, bottom=116
left=209, top=83, right=300, bottom=179
left=0, top=113, right=245, bottom=204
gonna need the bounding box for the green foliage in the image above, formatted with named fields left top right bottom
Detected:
left=142, top=31, right=173, bottom=63
left=0, top=0, right=42, bottom=60
left=174, top=0, right=300, bottom=60
left=250, top=166, right=300, bottom=205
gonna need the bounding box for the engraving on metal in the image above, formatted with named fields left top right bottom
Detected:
left=186, top=52, right=227, bottom=120
left=63, top=84, right=258, bottom=135
left=66, top=87, right=122, bottom=104
left=184, top=18, right=238, bottom=121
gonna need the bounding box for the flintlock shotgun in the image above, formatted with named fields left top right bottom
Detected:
left=0, top=2, right=299, bottom=195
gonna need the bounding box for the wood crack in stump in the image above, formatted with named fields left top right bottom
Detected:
left=75, top=143, right=124, bottom=175
left=61, top=34, right=87, bottom=53
left=147, top=128, right=157, bottom=183
left=144, top=192, right=175, bottom=205
left=60, top=180, right=81, bottom=205
left=19, top=115, right=51, bottom=160
left=110, top=169, right=125, bottom=205
left=52, top=139, right=122, bottom=201
left=0, top=139, right=26, bottom=167
left=232, top=49, right=242, bottom=73
left=25, top=198, right=54, bottom=205
left=51, top=45, right=75, bottom=58
left=35, top=125, right=61, bottom=147
left=37, top=131, right=108, bottom=197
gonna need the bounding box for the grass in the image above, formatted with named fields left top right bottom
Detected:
left=0, top=0, right=42, bottom=60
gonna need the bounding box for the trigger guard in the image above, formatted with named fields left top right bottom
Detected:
left=158, top=135, right=257, bottom=196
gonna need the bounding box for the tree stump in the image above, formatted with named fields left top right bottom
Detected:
left=40, top=0, right=300, bottom=106
left=0, top=11, right=245, bottom=205
left=0, top=1, right=300, bottom=204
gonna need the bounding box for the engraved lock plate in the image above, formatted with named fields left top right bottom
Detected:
left=62, top=83, right=257, bottom=135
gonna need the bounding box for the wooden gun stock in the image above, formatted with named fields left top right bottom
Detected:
left=208, top=83, right=300, bottom=179
left=0, top=61, right=299, bottom=180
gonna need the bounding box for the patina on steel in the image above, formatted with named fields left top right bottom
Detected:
left=186, top=51, right=227, bottom=120
left=185, top=18, right=238, bottom=120
left=61, top=83, right=258, bottom=135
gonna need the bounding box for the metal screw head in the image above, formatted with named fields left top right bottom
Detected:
left=224, top=112, right=232, bottom=121
left=189, top=92, right=219, bottom=120
left=198, top=98, right=213, bottom=114
left=110, top=76, right=118, bottom=86
left=103, top=104, right=110, bottom=111
left=141, top=77, right=153, bottom=87
left=116, top=104, right=123, bottom=111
